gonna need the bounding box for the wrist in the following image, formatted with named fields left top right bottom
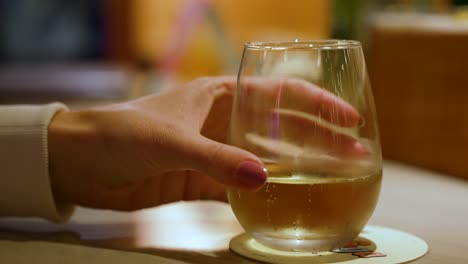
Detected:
left=48, top=109, right=96, bottom=203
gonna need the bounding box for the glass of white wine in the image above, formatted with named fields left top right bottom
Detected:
left=227, top=40, right=382, bottom=252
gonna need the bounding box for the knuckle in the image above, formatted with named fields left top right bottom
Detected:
left=207, top=141, right=225, bottom=165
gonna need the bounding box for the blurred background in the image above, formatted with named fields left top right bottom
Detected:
left=1, top=0, right=468, bottom=179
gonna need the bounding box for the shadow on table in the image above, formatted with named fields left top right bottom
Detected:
left=0, top=224, right=358, bottom=264
left=0, top=219, right=247, bottom=263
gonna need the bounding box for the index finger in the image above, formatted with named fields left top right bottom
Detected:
left=239, top=77, right=361, bottom=127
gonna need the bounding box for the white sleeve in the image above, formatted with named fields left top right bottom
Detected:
left=0, top=103, right=74, bottom=222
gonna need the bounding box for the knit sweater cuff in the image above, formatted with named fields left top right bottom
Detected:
left=0, top=103, right=74, bottom=222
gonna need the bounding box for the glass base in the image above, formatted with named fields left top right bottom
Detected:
left=250, top=229, right=358, bottom=252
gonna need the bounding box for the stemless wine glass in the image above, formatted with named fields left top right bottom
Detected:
left=227, top=40, right=382, bottom=252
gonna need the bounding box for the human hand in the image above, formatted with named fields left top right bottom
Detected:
left=48, top=76, right=363, bottom=211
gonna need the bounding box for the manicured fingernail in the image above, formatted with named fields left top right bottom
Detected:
left=236, top=161, right=268, bottom=189
left=352, top=141, right=369, bottom=156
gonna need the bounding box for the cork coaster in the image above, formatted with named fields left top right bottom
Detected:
left=230, top=225, right=428, bottom=264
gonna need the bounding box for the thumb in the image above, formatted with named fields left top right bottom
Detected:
left=186, top=136, right=268, bottom=191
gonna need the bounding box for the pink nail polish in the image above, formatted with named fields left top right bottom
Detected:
left=352, top=141, right=369, bottom=156
left=236, top=161, right=268, bottom=189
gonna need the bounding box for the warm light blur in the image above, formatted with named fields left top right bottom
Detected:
left=367, top=10, right=468, bottom=179
left=131, top=0, right=330, bottom=80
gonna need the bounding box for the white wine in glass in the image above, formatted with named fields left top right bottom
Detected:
left=227, top=40, right=382, bottom=252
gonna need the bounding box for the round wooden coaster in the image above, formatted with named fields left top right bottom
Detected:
left=230, top=225, right=428, bottom=264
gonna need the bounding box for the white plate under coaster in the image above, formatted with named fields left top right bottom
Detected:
left=230, top=225, right=428, bottom=264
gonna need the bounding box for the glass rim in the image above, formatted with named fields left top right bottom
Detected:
left=244, top=39, right=361, bottom=50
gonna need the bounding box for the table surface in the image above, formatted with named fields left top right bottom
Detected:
left=0, top=160, right=467, bottom=263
